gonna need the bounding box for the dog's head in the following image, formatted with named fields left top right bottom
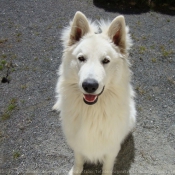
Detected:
left=61, top=12, right=132, bottom=105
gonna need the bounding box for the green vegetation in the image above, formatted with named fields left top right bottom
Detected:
left=21, top=84, right=27, bottom=90
left=34, top=32, right=39, bottom=36
left=0, top=38, right=8, bottom=44
left=151, top=58, right=157, bottom=63
left=11, top=54, right=17, bottom=59
left=139, top=46, right=146, bottom=54
left=162, top=50, right=173, bottom=57
left=137, top=106, right=143, bottom=112
left=1, top=98, right=17, bottom=120
left=13, top=151, right=21, bottom=159
left=142, top=36, right=147, bottom=40
left=8, top=99, right=17, bottom=111
left=2, top=54, right=7, bottom=58
left=167, top=77, right=175, bottom=85
left=150, top=45, right=155, bottom=49
left=160, top=45, right=173, bottom=57
left=17, top=38, right=22, bottom=42
left=16, top=32, right=22, bottom=37
left=0, top=60, right=7, bottom=71
left=47, top=25, right=52, bottom=29
left=169, top=40, right=174, bottom=44
left=1, top=113, right=11, bottom=120
left=146, top=95, right=152, bottom=100
left=135, top=86, right=146, bottom=95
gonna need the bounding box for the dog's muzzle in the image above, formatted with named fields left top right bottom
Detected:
left=82, top=78, right=104, bottom=105
left=83, top=87, right=104, bottom=105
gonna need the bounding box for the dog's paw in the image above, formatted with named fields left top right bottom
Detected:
left=68, top=167, right=73, bottom=175
left=68, top=166, right=82, bottom=175
left=52, top=102, right=60, bottom=111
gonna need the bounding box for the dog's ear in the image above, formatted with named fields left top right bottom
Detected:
left=108, top=16, right=126, bottom=53
left=69, top=11, right=90, bottom=46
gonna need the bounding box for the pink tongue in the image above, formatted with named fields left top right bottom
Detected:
left=84, top=94, right=97, bottom=102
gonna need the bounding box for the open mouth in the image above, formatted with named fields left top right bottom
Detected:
left=83, top=87, right=104, bottom=105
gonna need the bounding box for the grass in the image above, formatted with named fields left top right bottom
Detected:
left=0, top=65, right=3, bottom=70
left=167, top=77, right=175, bottom=84
left=160, top=45, right=173, bottom=57
left=21, top=100, right=25, bottom=104
left=2, top=54, right=7, bottom=58
left=139, top=46, right=146, bottom=54
left=15, top=32, right=22, bottom=42
left=136, top=20, right=141, bottom=26
left=135, top=86, right=146, bottom=95
left=17, top=38, right=22, bottom=42
left=34, top=32, right=40, bottom=36
left=169, top=40, right=174, bottom=44
left=162, top=50, right=173, bottom=57
left=47, top=25, right=52, bottom=29
left=13, top=151, right=20, bottom=159
left=10, top=54, right=17, bottom=59
left=1, top=113, right=11, bottom=120
left=1, top=98, right=17, bottom=120
left=8, top=103, right=16, bottom=111
left=142, top=36, right=147, bottom=40
left=0, top=38, right=8, bottom=44
left=0, top=60, right=7, bottom=71
left=21, top=84, right=27, bottom=89
left=1, top=60, right=6, bottom=65
left=150, top=45, right=155, bottom=49
left=0, top=131, right=3, bottom=138
left=151, top=58, right=157, bottom=63
left=16, top=32, right=22, bottom=37
left=146, top=95, right=152, bottom=100
left=137, top=106, right=143, bottom=112
left=58, top=24, right=63, bottom=29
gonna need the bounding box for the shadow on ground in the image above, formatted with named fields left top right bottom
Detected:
left=93, top=0, right=175, bottom=15
left=81, top=134, right=135, bottom=175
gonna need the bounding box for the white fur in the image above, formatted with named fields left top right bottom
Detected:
left=53, top=11, right=136, bottom=175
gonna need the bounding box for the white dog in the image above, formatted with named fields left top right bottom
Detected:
left=53, top=11, right=136, bottom=175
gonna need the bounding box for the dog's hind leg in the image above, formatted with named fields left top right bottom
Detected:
left=69, top=152, right=84, bottom=175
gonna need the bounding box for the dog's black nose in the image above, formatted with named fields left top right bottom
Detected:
left=82, top=79, right=99, bottom=93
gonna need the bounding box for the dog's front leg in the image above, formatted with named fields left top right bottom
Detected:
left=102, top=156, right=115, bottom=175
left=102, top=145, right=121, bottom=175
left=69, top=152, right=84, bottom=175
left=102, top=145, right=120, bottom=175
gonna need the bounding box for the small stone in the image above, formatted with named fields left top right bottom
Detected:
left=19, top=125, right=25, bottom=130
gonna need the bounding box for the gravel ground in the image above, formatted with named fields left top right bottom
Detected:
left=0, top=0, right=175, bottom=174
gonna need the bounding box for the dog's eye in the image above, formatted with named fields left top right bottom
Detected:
left=78, top=56, right=86, bottom=62
left=102, top=58, right=110, bottom=64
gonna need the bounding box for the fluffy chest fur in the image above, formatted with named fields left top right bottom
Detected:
left=59, top=83, right=135, bottom=162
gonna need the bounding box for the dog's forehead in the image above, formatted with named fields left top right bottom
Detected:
left=83, top=34, right=108, bottom=46
left=74, top=34, right=112, bottom=56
